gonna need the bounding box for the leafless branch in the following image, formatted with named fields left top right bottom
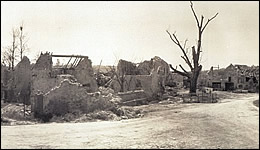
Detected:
left=201, top=13, right=219, bottom=32
left=166, top=30, right=178, bottom=45
left=169, top=64, right=190, bottom=78
left=166, top=30, right=193, bottom=70
left=190, top=1, right=200, bottom=28
left=167, top=1, right=217, bottom=93
left=185, top=48, right=189, bottom=54
left=179, top=64, right=189, bottom=74
left=200, top=15, right=204, bottom=28
left=183, top=39, right=188, bottom=50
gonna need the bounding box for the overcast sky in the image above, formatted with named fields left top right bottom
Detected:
left=1, top=1, right=259, bottom=70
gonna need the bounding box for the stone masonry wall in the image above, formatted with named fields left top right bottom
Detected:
left=73, top=58, right=98, bottom=92
left=111, top=56, right=169, bottom=98
left=13, top=56, right=32, bottom=104
left=42, top=79, right=114, bottom=116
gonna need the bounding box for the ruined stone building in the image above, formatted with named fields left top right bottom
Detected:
left=30, top=52, right=98, bottom=116
left=110, top=56, right=171, bottom=99
left=1, top=63, right=9, bottom=100
left=198, top=64, right=259, bottom=92
left=1, top=56, right=31, bottom=104
left=2, top=53, right=175, bottom=116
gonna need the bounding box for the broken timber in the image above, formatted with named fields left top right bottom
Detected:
left=51, top=54, right=88, bottom=58
left=51, top=54, right=88, bottom=69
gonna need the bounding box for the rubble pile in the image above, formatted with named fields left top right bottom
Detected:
left=48, top=106, right=143, bottom=123
left=1, top=53, right=187, bottom=124
left=41, top=80, right=118, bottom=116
left=1, top=103, right=31, bottom=120
left=96, top=73, right=112, bottom=87
left=110, top=56, right=170, bottom=100
left=1, top=103, right=38, bottom=125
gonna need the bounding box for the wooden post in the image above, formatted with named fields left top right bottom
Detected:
left=24, top=97, right=26, bottom=117
left=202, top=91, right=203, bottom=102
left=22, top=93, right=26, bottom=117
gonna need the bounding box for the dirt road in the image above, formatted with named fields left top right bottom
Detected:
left=1, top=93, right=259, bottom=149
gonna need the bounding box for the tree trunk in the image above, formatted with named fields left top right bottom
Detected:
left=166, top=2, right=217, bottom=96
left=190, top=76, right=198, bottom=94
left=190, top=80, right=196, bottom=94
left=189, top=65, right=202, bottom=94
left=120, top=84, right=124, bottom=92
left=12, top=45, right=15, bottom=70
left=20, top=30, right=23, bottom=61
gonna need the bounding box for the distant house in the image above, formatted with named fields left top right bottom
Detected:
left=199, top=64, right=259, bottom=92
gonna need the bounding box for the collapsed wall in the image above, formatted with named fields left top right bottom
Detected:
left=111, top=56, right=170, bottom=99
left=117, top=59, right=138, bottom=76
left=3, top=56, right=32, bottom=103
left=1, top=64, right=10, bottom=100
left=31, top=53, right=55, bottom=99
left=31, top=52, right=98, bottom=115
left=73, top=58, right=98, bottom=92
left=137, top=60, right=153, bottom=75
left=31, top=53, right=98, bottom=96
left=13, top=56, right=32, bottom=104
left=33, top=79, right=116, bottom=116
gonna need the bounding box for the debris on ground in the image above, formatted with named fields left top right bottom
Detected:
left=1, top=103, right=32, bottom=120
left=48, top=106, right=144, bottom=123
left=1, top=103, right=39, bottom=126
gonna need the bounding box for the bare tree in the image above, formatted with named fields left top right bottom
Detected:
left=166, top=1, right=218, bottom=94
left=11, top=28, right=19, bottom=70
left=1, top=27, right=20, bottom=70
left=2, top=46, right=13, bottom=69
left=18, top=23, right=29, bottom=61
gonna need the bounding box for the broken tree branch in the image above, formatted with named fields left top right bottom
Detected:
left=183, top=39, right=188, bottom=50
left=179, top=64, right=189, bottom=74
left=190, top=1, right=200, bottom=28
left=166, top=30, right=193, bottom=70
left=166, top=30, right=178, bottom=45
left=169, top=64, right=190, bottom=78
left=201, top=13, right=219, bottom=32
left=200, top=15, right=204, bottom=28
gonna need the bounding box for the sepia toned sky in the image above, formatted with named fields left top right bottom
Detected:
left=1, top=1, right=259, bottom=70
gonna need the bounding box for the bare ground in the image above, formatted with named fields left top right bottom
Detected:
left=1, top=92, right=259, bottom=149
